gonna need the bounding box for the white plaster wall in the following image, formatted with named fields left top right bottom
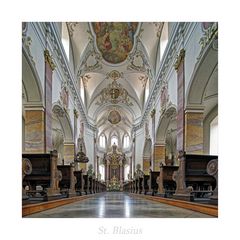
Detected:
left=52, top=70, right=62, bottom=104
left=184, top=23, right=203, bottom=95
left=135, top=129, right=144, bottom=167
left=168, top=69, right=177, bottom=106
left=27, top=24, right=45, bottom=94
left=68, top=95, right=75, bottom=132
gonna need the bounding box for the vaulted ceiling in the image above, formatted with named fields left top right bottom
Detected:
left=66, top=22, right=164, bottom=148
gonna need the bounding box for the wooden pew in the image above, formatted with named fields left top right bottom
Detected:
left=173, top=152, right=217, bottom=201
left=142, top=175, right=150, bottom=195
left=22, top=151, right=62, bottom=201
left=148, top=170, right=160, bottom=196
left=74, top=170, right=84, bottom=195
left=88, top=176, right=93, bottom=194
left=185, top=154, right=217, bottom=199
left=158, top=165, right=179, bottom=197
left=82, top=174, right=89, bottom=195
left=57, top=165, right=71, bottom=196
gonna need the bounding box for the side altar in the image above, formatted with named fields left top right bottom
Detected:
left=103, top=143, right=126, bottom=191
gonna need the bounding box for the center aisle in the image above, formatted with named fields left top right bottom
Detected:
left=25, top=192, right=213, bottom=218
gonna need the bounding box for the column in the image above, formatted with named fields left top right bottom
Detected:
left=151, top=109, right=157, bottom=170
left=153, top=144, right=166, bottom=170
left=44, top=49, right=55, bottom=153
left=73, top=108, right=79, bottom=154
left=96, top=156, right=100, bottom=180
left=69, top=162, right=76, bottom=196
left=185, top=107, right=204, bottom=154
left=132, top=137, right=136, bottom=177
left=173, top=48, right=191, bottom=200
left=47, top=150, right=61, bottom=196
left=24, top=106, right=45, bottom=153
left=129, top=156, right=133, bottom=179
left=63, top=142, right=75, bottom=165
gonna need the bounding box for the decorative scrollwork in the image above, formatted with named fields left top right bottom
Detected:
left=207, top=159, right=218, bottom=176
left=22, top=158, right=32, bottom=175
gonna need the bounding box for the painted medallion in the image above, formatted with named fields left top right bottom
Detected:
left=92, top=22, right=138, bottom=64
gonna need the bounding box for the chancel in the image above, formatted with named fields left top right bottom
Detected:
left=22, top=22, right=218, bottom=218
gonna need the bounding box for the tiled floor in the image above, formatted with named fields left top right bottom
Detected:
left=25, top=192, right=214, bottom=218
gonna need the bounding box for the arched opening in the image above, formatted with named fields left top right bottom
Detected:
left=186, top=43, right=218, bottom=154
left=111, top=135, right=118, bottom=146
left=156, top=106, right=177, bottom=165
left=99, top=133, right=106, bottom=149
left=142, top=138, right=152, bottom=174
left=123, top=134, right=130, bottom=149
left=22, top=52, right=43, bottom=153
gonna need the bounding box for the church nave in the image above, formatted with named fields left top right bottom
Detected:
left=25, top=192, right=213, bottom=218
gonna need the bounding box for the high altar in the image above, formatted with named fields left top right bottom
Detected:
left=103, top=143, right=126, bottom=191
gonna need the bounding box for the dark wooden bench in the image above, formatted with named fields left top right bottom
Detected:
left=23, top=153, right=51, bottom=191
left=148, top=170, right=160, bottom=196
left=142, top=175, right=150, bottom=195
left=74, top=170, right=84, bottom=195
left=158, top=165, right=178, bottom=197
left=173, top=153, right=218, bottom=201
left=83, top=174, right=89, bottom=195
left=57, top=165, right=71, bottom=191
left=185, top=154, right=217, bottom=199
left=22, top=151, right=62, bottom=201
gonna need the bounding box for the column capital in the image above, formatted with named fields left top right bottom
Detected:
left=174, top=48, right=185, bottom=71
left=150, top=108, right=156, bottom=118
left=44, top=49, right=56, bottom=71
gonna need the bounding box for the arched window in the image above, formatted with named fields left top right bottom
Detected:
left=210, top=116, right=218, bottom=155
left=80, top=77, right=85, bottom=104
left=61, top=23, right=70, bottom=60
left=123, top=134, right=130, bottom=148
left=99, top=134, right=106, bottom=148
left=160, top=23, right=169, bottom=59
left=111, top=135, right=118, bottom=146
left=145, top=78, right=150, bottom=104
left=99, top=165, right=105, bottom=181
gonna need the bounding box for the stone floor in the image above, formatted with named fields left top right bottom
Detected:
left=25, top=192, right=214, bottom=218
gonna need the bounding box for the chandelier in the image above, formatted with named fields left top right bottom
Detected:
left=96, top=80, right=133, bottom=106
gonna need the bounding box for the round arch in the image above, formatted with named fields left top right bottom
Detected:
left=52, top=103, right=74, bottom=143
left=22, top=51, right=43, bottom=104
left=156, top=105, right=177, bottom=145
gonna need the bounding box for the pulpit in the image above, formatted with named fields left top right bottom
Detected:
left=103, top=143, right=126, bottom=191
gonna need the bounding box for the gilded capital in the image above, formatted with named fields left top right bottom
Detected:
left=44, top=49, right=56, bottom=71
left=174, top=49, right=185, bottom=71
left=74, top=108, right=79, bottom=118
left=150, top=109, right=156, bottom=118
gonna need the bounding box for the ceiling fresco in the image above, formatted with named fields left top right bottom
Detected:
left=92, top=22, right=138, bottom=64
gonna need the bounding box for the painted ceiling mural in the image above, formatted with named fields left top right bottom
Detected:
left=92, top=22, right=138, bottom=64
